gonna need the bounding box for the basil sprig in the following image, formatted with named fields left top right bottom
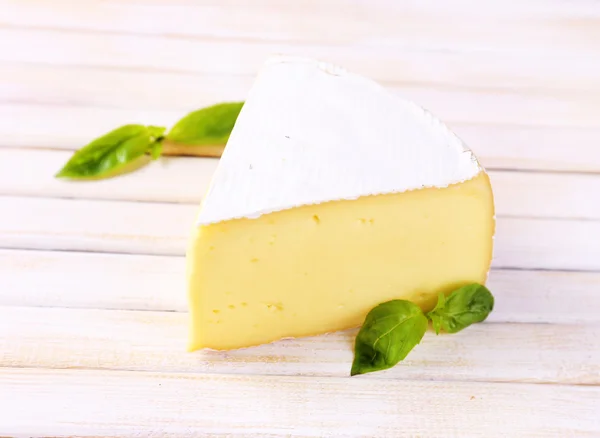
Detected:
left=351, top=300, right=427, bottom=376
left=166, top=102, right=244, bottom=146
left=427, top=284, right=494, bottom=334
left=55, top=125, right=165, bottom=179
left=351, top=283, right=494, bottom=376
left=56, top=102, right=244, bottom=180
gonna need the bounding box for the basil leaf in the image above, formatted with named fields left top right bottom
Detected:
left=166, top=102, right=244, bottom=146
left=351, top=300, right=428, bottom=376
left=56, top=125, right=165, bottom=179
left=429, top=293, right=446, bottom=335
left=149, top=139, right=163, bottom=160
left=427, top=284, right=494, bottom=334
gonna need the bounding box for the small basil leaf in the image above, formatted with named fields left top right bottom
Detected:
left=426, top=284, right=494, bottom=334
left=166, top=102, right=244, bottom=146
left=351, top=300, right=428, bottom=376
left=147, top=125, right=167, bottom=140
left=56, top=125, right=166, bottom=179
left=429, top=292, right=446, bottom=335
left=149, top=139, right=163, bottom=160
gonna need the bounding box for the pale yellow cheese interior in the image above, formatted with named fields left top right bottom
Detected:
left=187, top=172, right=494, bottom=351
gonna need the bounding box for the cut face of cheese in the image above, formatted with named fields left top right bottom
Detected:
left=187, top=56, right=495, bottom=351
left=188, top=173, right=494, bottom=350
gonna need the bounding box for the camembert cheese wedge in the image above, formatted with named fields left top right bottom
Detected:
left=187, top=56, right=495, bottom=351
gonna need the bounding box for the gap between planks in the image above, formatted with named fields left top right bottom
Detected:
left=2, top=248, right=600, bottom=324
left=1, top=367, right=599, bottom=437
left=2, top=148, right=600, bottom=221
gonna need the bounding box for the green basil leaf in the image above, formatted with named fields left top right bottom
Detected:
left=426, top=284, right=494, bottom=334
left=56, top=125, right=166, bottom=179
left=429, top=292, right=446, bottom=335
left=149, top=139, right=163, bottom=160
left=351, top=300, right=428, bottom=376
left=147, top=125, right=166, bottom=139
left=166, top=102, right=244, bottom=146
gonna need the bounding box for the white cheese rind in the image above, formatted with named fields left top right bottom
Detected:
left=197, top=56, right=481, bottom=225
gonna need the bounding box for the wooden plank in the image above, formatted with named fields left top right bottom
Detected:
left=2, top=248, right=599, bottom=324
left=1, top=306, right=598, bottom=385
left=1, top=368, right=599, bottom=437
left=490, top=170, right=600, bottom=220
left=492, top=217, right=600, bottom=271
left=1, top=25, right=599, bottom=130
left=452, top=124, right=600, bottom=173
left=2, top=0, right=599, bottom=58
left=0, top=64, right=598, bottom=132
left=0, top=62, right=252, bottom=111
left=0, top=105, right=179, bottom=150
left=0, top=149, right=217, bottom=204
left=2, top=148, right=600, bottom=220
left=1, top=196, right=599, bottom=270
left=3, top=56, right=600, bottom=111
left=0, top=196, right=193, bottom=256
left=0, top=249, right=187, bottom=311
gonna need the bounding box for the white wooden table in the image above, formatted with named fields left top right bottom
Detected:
left=1, top=1, right=599, bottom=436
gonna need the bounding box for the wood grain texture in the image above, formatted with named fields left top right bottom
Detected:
left=2, top=0, right=600, bottom=436
left=492, top=217, right=600, bottom=271
left=4, top=54, right=600, bottom=106
left=1, top=306, right=598, bottom=385
left=1, top=59, right=598, bottom=128
left=0, top=148, right=217, bottom=204
left=2, top=195, right=600, bottom=270
left=0, top=71, right=598, bottom=137
left=0, top=195, right=193, bottom=256
left=2, top=0, right=600, bottom=57
left=1, top=367, right=599, bottom=438
left=3, top=148, right=600, bottom=220
left=2, top=248, right=600, bottom=324
left=0, top=249, right=188, bottom=311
